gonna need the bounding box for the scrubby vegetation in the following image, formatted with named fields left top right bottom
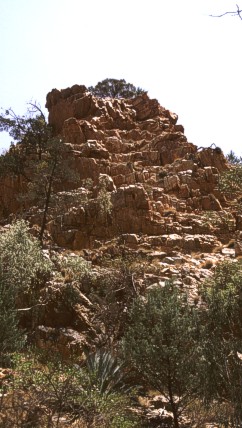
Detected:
left=1, top=221, right=242, bottom=426
left=0, top=222, right=140, bottom=427
left=2, top=99, right=242, bottom=426
left=0, top=349, right=138, bottom=428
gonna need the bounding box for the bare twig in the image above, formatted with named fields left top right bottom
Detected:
left=27, top=102, right=46, bottom=119
left=16, top=302, right=47, bottom=312
left=131, top=273, right=138, bottom=295
left=210, top=4, right=242, bottom=20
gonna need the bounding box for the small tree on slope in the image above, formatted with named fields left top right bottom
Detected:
left=123, top=281, right=200, bottom=428
left=0, top=220, right=52, bottom=339
left=0, top=105, right=78, bottom=244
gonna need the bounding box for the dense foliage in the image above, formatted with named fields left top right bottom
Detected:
left=123, top=261, right=242, bottom=427
left=226, top=150, right=242, bottom=165
left=0, top=223, right=139, bottom=427
left=88, top=78, right=145, bottom=99
left=0, top=271, right=24, bottom=362
left=220, top=164, right=242, bottom=196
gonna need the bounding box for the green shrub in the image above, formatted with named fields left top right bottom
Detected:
left=0, top=220, right=52, bottom=299
left=0, top=220, right=52, bottom=361
left=97, top=175, right=113, bottom=220
left=199, top=260, right=242, bottom=424
left=123, top=281, right=200, bottom=428
left=220, top=163, right=242, bottom=203
left=88, top=78, right=145, bottom=99
left=60, top=254, right=93, bottom=284
left=0, top=272, right=24, bottom=364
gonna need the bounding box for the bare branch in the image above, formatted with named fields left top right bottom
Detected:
left=210, top=4, right=242, bottom=20
left=27, top=102, right=46, bottom=119
left=16, top=302, right=47, bottom=312
left=131, top=273, right=138, bottom=295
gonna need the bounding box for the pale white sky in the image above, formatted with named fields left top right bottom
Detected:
left=0, top=0, right=242, bottom=155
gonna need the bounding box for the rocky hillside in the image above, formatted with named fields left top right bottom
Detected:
left=1, top=84, right=240, bottom=352
left=2, top=84, right=242, bottom=427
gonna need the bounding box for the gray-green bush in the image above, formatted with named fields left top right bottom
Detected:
left=199, top=260, right=242, bottom=425
left=123, top=281, right=200, bottom=428
left=0, top=220, right=52, bottom=361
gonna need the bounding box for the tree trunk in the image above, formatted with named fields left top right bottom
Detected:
left=39, top=160, right=57, bottom=245
left=169, top=389, right=180, bottom=428
left=167, top=360, right=180, bottom=428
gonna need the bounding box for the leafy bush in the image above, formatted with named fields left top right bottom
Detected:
left=0, top=220, right=52, bottom=361
left=0, top=103, right=51, bottom=157
left=199, top=260, right=242, bottom=424
left=220, top=164, right=242, bottom=196
left=123, top=281, right=200, bottom=428
left=60, top=254, right=93, bottom=284
left=88, top=78, right=145, bottom=99
left=0, top=272, right=24, bottom=363
left=97, top=175, right=113, bottom=219
left=226, top=150, right=242, bottom=165
left=0, top=220, right=52, bottom=304
left=200, top=260, right=242, bottom=330
left=90, top=257, right=139, bottom=345
left=0, top=104, right=79, bottom=242
left=9, top=353, right=81, bottom=426
left=202, top=210, right=235, bottom=231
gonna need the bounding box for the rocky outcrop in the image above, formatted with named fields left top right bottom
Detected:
left=0, top=84, right=232, bottom=253
left=38, top=84, right=227, bottom=251
left=1, top=83, right=241, bottom=364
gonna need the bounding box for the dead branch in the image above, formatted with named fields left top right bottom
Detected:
left=27, top=102, right=46, bottom=120
left=210, top=4, right=242, bottom=20
left=131, top=273, right=138, bottom=295
left=16, top=302, right=47, bottom=312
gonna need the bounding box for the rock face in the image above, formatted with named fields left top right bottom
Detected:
left=0, top=84, right=232, bottom=253
left=0, top=84, right=234, bottom=259
left=42, top=84, right=228, bottom=251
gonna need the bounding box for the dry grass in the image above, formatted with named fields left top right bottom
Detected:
left=186, top=400, right=234, bottom=428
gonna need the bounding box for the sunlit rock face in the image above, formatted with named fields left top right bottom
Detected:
left=0, top=83, right=229, bottom=254
left=42, top=84, right=227, bottom=250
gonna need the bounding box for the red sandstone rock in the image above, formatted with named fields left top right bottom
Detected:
left=0, top=84, right=230, bottom=251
